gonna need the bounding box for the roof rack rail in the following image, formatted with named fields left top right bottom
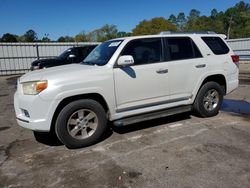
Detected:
left=159, top=31, right=217, bottom=35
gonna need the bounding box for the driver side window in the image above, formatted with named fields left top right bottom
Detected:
left=121, top=38, right=162, bottom=65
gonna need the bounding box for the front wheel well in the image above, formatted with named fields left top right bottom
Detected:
left=201, top=74, right=227, bottom=95
left=50, top=93, right=109, bottom=132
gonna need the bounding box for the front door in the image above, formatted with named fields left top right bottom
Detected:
left=113, top=38, right=170, bottom=112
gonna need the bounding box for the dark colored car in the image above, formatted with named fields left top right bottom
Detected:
left=30, top=45, right=97, bottom=70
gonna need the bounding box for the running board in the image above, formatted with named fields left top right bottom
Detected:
left=113, top=105, right=192, bottom=126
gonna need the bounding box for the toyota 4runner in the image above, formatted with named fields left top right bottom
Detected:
left=14, top=32, right=239, bottom=148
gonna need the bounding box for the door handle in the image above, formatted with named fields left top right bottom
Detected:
left=156, top=68, right=168, bottom=74
left=195, top=64, right=206, bottom=68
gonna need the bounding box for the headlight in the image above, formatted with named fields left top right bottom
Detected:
left=22, top=80, right=48, bottom=95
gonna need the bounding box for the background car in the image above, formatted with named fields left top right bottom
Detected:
left=30, top=45, right=97, bottom=70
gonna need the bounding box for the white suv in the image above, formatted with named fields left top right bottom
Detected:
left=14, top=32, right=239, bottom=148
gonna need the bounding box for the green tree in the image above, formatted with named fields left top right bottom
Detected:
left=1, top=33, right=18, bottom=42
left=117, top=31, right=130, bottom=38
left=57, top=36, right=66, bottom=42
left=168, top=14, right=177, bottom=25
left=23, top=29, right=38, bottom=42
left=41, top=33, right=50, bottom=42
left=57, top=36, right=74, bottom=42
left=96, top=24, right=118, bottom=41
left=84, top=32, right=95, bottom=42
left=185, top=9, right=201, bottom=31
left=16, top=35, right=25, bottom=42
left=181, top=1, right=250, bottom=37
left=85, top=24, right=118, bottom=42
left=211, top=9, right=218, bottom=18
left=75, top=32, right=87, bottom=42
left=189, top=9, right=200, bottom=20
left=41, top=37, right=50, bottom=42
left=224, top=1, right=250, bottom=38
left=132, top=17, right=177, bottom=35
left=64, top=36, right=75, bottom=42
left=241, top=11, right=250, bottom=37
left=176, top=13, right=187, bottom=31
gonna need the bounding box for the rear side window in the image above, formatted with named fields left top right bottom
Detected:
left=121, top=38, right=162, bottom=65
left=166, top=37, right=202, bottom=61
left=201, top=37, right=229, bottom=55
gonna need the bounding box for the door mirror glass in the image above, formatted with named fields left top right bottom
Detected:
left=117, top=55, right=134, bottom=67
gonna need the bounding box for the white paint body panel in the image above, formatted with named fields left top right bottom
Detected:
left=114, top=62, right=170, bottom=111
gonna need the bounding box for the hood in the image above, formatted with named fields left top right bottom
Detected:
left=31, top=58, right=62, bottom=67
left=20, top=63, right=103, bottom=83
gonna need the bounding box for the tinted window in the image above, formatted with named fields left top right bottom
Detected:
left=121, top=38, right=162, bottom=65
left=201, top=37, right=229, bottom=55
left=167, top=37, right=201, bottom=61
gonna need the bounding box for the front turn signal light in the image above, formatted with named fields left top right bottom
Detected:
left=36, top=81, right=48, bottom=93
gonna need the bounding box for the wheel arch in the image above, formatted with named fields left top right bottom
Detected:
left=50, top=93, right=109, bottom=132
left=201, top=74, right=227, bottom=94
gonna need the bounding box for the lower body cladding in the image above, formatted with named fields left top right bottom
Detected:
left=14, top=91, right=58, bottom=132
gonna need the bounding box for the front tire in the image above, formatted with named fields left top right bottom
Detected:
left=193, top=81, right=223, bottom=117
left=33, top=131, right=62, bottom=146
left=55, top=99, right=107, bottom=149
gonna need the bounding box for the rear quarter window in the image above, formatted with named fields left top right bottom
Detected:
left=201, top=37, right=229, bottom=55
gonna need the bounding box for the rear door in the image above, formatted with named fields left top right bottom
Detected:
left=164, top=37, right=207, bottom=100
left=113, top=38, right=170, bottom=112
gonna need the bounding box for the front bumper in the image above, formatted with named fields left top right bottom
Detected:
left=14, top=91, right=56, bottom=132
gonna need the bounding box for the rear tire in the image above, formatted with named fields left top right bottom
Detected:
left=193, top=81, right=223, bottom=117
left=55, top=99, right=107, bottom=149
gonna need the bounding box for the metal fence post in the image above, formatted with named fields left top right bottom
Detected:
left=35, top=45, right=40, bottom=60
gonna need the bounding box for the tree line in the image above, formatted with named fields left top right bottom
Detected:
left=1, top=1, right=249, bottom=42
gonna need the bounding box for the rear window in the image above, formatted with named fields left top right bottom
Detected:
left=201, top=37, right=229, bottom=55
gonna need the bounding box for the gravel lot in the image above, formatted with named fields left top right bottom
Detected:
left=0, top=64, right=250, bottom=188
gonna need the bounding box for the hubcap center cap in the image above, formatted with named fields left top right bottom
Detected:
left=76, top=119, right=87, bottom=129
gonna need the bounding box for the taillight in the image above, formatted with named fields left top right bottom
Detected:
left=231, top=55, right=240, bottom=68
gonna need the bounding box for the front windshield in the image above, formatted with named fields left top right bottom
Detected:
left=82, top=40, right=123, bottom=66
left=58, top=48, right=72, bottom=60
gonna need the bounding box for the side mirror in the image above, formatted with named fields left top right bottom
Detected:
left=69, top=54, right=76, bottom=59
left=117, top=55, right=134, bottom=67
